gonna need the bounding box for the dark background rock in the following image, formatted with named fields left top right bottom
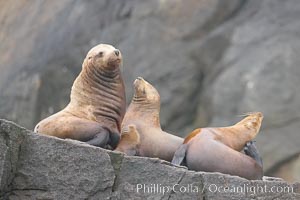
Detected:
left=0, top=0, right=299, bottom=181
left=1, top=120, right=299, bottom=199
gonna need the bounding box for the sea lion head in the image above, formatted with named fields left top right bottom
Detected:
left=133, top=77, right=160, bottom=107
left=237, top=112, right=264, bottom=138
left=85, top=44, right=122, bottom=71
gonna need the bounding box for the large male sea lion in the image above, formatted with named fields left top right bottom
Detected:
left=172, top=112, right=264, bottom=180
left=115, top=77, right=183, bottom=162
left=34, top=44, right=126, bottom=149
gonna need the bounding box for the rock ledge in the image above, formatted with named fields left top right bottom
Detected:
left=0, top=119, right=299, bottom=200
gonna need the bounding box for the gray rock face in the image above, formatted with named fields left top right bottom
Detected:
left=271, top=154, right=300, bottom=183
left=0, top=120, right=299, bottom=199
left=194, top=0, right=300, bottom=173
left=0, top=0, right=300, bottom=180
left=0, top=0, right=243, bottom=131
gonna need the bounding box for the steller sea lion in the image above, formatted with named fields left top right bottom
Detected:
left=115, top=77, right=183, bottom=162
left=34, top=44, right=126, bottom=149
left=172, top=112, right=264, bottom=180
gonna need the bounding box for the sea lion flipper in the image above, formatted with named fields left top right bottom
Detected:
left=122, top=124, right=140, bottom=142
left=116, top=125, right=140, bottom=156
left=244, top=141, right=263, bottom=168
left=107, top=131, right=120, bottom=150
left=86, top=128, right=110, bottom=147
left=171, top=144, right=188, bottom=166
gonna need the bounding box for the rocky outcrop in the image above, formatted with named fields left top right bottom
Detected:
left=0, top=0, right=300, bottom=180
left=0, top=119, right=299, bottom=199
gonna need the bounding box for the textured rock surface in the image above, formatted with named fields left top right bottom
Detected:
left=0, top=0, right=241, bottom=128
left=271, top=154, right=300, bottom=183
left=0, top=0, right=300, bottom=180
left=194, top=0, right=300, bottom=173
left=0, top=120, right=299, bottom=199
left=0, top=0, right=243, bottom=131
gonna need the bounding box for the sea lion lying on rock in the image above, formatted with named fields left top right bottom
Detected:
left=172, top=112, right=264, bottom=180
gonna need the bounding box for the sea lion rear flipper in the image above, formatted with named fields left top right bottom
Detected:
left=171, top=144, right=188, bottom=166
left=244, top=141, right=263, bottom=168
left=86, top=127, right=110, bottom=147
left=108, top=131, right=120, bottom=150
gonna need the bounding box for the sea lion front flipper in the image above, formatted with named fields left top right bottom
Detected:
left=115, top=124, right=140, bottom=156
left=86, top=127, right=110, bottom=147
left=171, top=144, right=188, bottom=166
left=244, top=141, right=263, bottom=168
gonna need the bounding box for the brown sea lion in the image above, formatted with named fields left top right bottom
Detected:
left=34, top=44, right=126, bottom=149
left=115, top=77, right=183, bottom=162
left=172, top=112, right=264, bottom=180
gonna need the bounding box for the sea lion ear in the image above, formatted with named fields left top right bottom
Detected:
left=88, top=56, right=92, bottom=60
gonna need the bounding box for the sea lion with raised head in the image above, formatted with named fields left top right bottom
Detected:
left=34, top=44, right=126, bottom=149
left=115, top=77, right=183, bottom=162
left=172, top=112, right=264, bottom=180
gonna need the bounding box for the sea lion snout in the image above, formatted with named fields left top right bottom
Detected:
left=235, top=112, right=264, bottom=139
left=246, top=112, right=263, bottom=127
left=107, top=49, right=122, bottom=69
left=86, top=44, right=122, bottom=71
left=246, top=112, right=263, bottom=119
left=133, top=77, right=145, bottom=91
left=133, top=77, right=160, bottom=104
left=134, top=77, right=145, bottom=84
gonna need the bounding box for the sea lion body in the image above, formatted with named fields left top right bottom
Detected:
left=34, top=44, right=126, bottom=149
left=172, top=112, right=264, bottom=180
left=115, top=77, right=183, bottom=162
left=126, top=124, right=182, bottom=162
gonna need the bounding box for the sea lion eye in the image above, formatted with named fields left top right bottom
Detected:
left=98, top=52, right=104, bottom=57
